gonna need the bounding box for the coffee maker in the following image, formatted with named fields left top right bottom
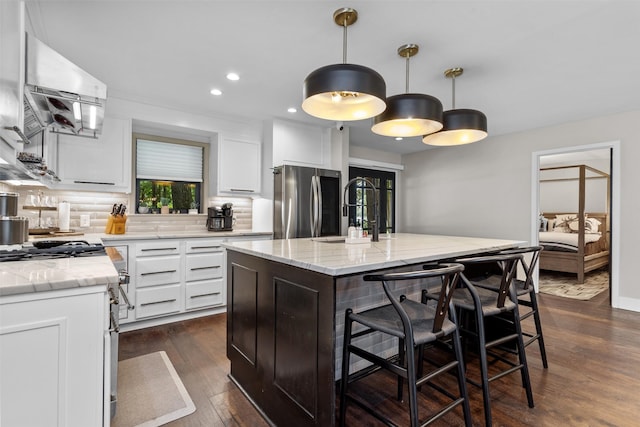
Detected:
left=207, top=203, right=234, bottom=231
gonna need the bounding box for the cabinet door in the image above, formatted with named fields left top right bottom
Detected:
left=54, top=116, right=132, bottom=192
left=218, top=137, right=261, bottom=194
left=0, top=290, right=106, bottom=427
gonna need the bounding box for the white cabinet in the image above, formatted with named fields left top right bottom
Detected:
left=53, top=116, right=132, bottom=192
left=185, top=239, right=225, bottom=310
left=218, top=137, right=261, bottom=194
left=134, top=240, right=183, bottom=319
left=0, top=1, right=26, bottom=158
left=272, top=119, right=331, bottom=168
left=0, top=287, right=108, bottom=427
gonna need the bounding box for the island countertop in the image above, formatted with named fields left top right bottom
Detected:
left=222, top=233, right=525, bottom=276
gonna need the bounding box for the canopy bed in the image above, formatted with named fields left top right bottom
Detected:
left=538, top=164, right=610, bottom=283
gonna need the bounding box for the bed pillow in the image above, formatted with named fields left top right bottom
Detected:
left=557, top=215, right=601, bottom=233
left=586, top=217, right=601, bottom=233
left=553, top=214, right=578, bottom=233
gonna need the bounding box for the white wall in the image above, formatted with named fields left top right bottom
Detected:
left=402, top=110, right=640, bottom=308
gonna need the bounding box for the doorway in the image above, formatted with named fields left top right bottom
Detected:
left=532, top=141, right=620, bottom=307
left=347, top=167, right=396, bottom=235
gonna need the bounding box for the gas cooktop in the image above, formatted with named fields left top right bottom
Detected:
left=0, top=240, right=106, bottom=262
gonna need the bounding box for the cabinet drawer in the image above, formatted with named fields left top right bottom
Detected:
left=185, top=239, right=225, bottom=254
left=185, top=279, right=224, bottom=310
left=136, top=255, right=181, bottom=288
left=136, top=284, right=182, bottom=319
left=185, top=252, right=224, bottom=281
left=135, top=241, right=181, bottom=257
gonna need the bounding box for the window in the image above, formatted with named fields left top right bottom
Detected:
left=134, top=133, right=208, bottom=214
left=347, top=167, right=396, bottom=234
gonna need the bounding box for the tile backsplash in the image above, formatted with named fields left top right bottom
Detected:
left=7, top=186, right=253, bottom=234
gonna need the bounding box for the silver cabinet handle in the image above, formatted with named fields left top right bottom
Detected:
left=73, top=180, right=116, bottom=185
left=140, top=299, right=177, bottom=306
left=190, top=245, right=222, bottom=250
left=229, top=188, right=255, bottom=192
left=190, top=292, right=221, bottom=299
left=141, top=247, right=178, bottom=252
left=140, top=270, right=177, bottom=276
left=190, top=266, right=221, bottom=271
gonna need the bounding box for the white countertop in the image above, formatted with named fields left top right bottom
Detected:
left=0, top=256, right=119, bottom=297
left=99, top=230, right=272, bottom=242
left=222, top=233, right=526, bottom=276
left=2, top=230, right=272, bottom=298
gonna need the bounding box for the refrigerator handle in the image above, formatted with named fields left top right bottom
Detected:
left=316, top=176, right=323, bottom=237
left=310, top=176, right=316, bottom=237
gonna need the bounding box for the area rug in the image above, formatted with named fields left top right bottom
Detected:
left=538, top=267, right=609, bottom=300
left=112, top=351, right=196, bottom=427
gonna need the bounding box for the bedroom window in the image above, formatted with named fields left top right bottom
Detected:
left=134, top=133, right=209, bottom=214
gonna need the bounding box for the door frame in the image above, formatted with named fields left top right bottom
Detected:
left=531, top=140, right=620, bottom=306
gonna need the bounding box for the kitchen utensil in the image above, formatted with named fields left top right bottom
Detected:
left=0, top=217, right=29, bottom=245
left=0, top=192, right=19, bottom=217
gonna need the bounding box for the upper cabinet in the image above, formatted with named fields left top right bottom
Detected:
left=218, top=137, right=261, bottom=194
left=52, top=116, right=132, bottom=193
left=0, top=1, right=26, bottom=158
left=272, top=119, right=331, bottom=169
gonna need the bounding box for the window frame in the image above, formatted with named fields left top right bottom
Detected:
left=132, top=132, right=209, bottom=214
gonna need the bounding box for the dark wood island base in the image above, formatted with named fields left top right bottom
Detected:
left=225, top=234, right=523, bottom=427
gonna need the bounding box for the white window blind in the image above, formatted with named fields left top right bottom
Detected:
left=137, top=139, right=203, bottom=182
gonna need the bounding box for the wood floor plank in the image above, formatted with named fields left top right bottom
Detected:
left=118, top=289, right=640, bottom=426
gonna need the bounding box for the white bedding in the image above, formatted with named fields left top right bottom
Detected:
left=539, top=231, right=602, bottom=251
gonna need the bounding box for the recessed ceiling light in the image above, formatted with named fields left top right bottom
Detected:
left=210, top=89, right=222, bottom=96
left=287, top=107, right=297, bottom=113
left=395, top=137, right=403, bottom=141
left=226, top=72, right=240, bottom=81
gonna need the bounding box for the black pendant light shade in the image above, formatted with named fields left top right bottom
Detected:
left=371, top=44, right=443, bottom=137
left=422, top=108, right=487, bottom=145
left=302, top=63, right=387, bottom=121
left=422, top=67, right=488, bottom=146
left=301, top=8, right=386, bottom=121
left=371, top=93, right=443, bottom=137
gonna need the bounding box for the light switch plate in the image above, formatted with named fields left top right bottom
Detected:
left=80, top=214, right=90, bottom=227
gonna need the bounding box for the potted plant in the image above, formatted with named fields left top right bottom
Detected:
left=137, top=199, right=149, bottom=214
left=189, top=201, right=199, bottom=215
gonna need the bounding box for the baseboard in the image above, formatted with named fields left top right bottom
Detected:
left=119, top=306, right=226, bottom=332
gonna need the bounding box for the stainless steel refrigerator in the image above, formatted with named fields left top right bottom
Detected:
left=273, top=165, right=341, bottom=239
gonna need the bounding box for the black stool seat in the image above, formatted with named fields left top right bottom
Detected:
left=350, top=299, right=457, bottom=344
left=339, top=263, right=472, bottom=427
left=470, top=246, right=548, bottom=369
left=440, top=252, right=535, bottom=427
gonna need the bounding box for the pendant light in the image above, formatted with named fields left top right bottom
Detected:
left=302, top=8, right=386, bottom=121
left=371, top=44, right=443, bottom=137
left=422, top=67, right=488, bottom=146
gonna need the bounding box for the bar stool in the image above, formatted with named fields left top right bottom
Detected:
left=445, top=253, right=535, bottom=427
left=473, top=246, right=548, bottom=368
left=339, top=263, right=472, bottom=427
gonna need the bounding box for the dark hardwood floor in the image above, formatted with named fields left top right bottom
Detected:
left=118, top=289, right=640, bottom=426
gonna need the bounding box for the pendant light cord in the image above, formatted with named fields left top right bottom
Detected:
left=405, top=54, right=410, bottom=93
left=451, top=74, right=456, bottom=109
left=342, top=21, right=348, bottom=63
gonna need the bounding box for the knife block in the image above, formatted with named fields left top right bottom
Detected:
left=105, top=214, right=127, bottom=234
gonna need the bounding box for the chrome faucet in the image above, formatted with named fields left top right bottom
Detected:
left=342, top=177, right=379, bottom=242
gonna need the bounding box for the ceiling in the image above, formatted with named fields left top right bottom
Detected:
left=24, top=1, right=640, bottom=155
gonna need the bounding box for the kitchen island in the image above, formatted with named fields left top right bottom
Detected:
left=223, top=233, right=524, bottom=427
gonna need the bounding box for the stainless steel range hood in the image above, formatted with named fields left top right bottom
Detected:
left=24, top=33, right=107, bottom=138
